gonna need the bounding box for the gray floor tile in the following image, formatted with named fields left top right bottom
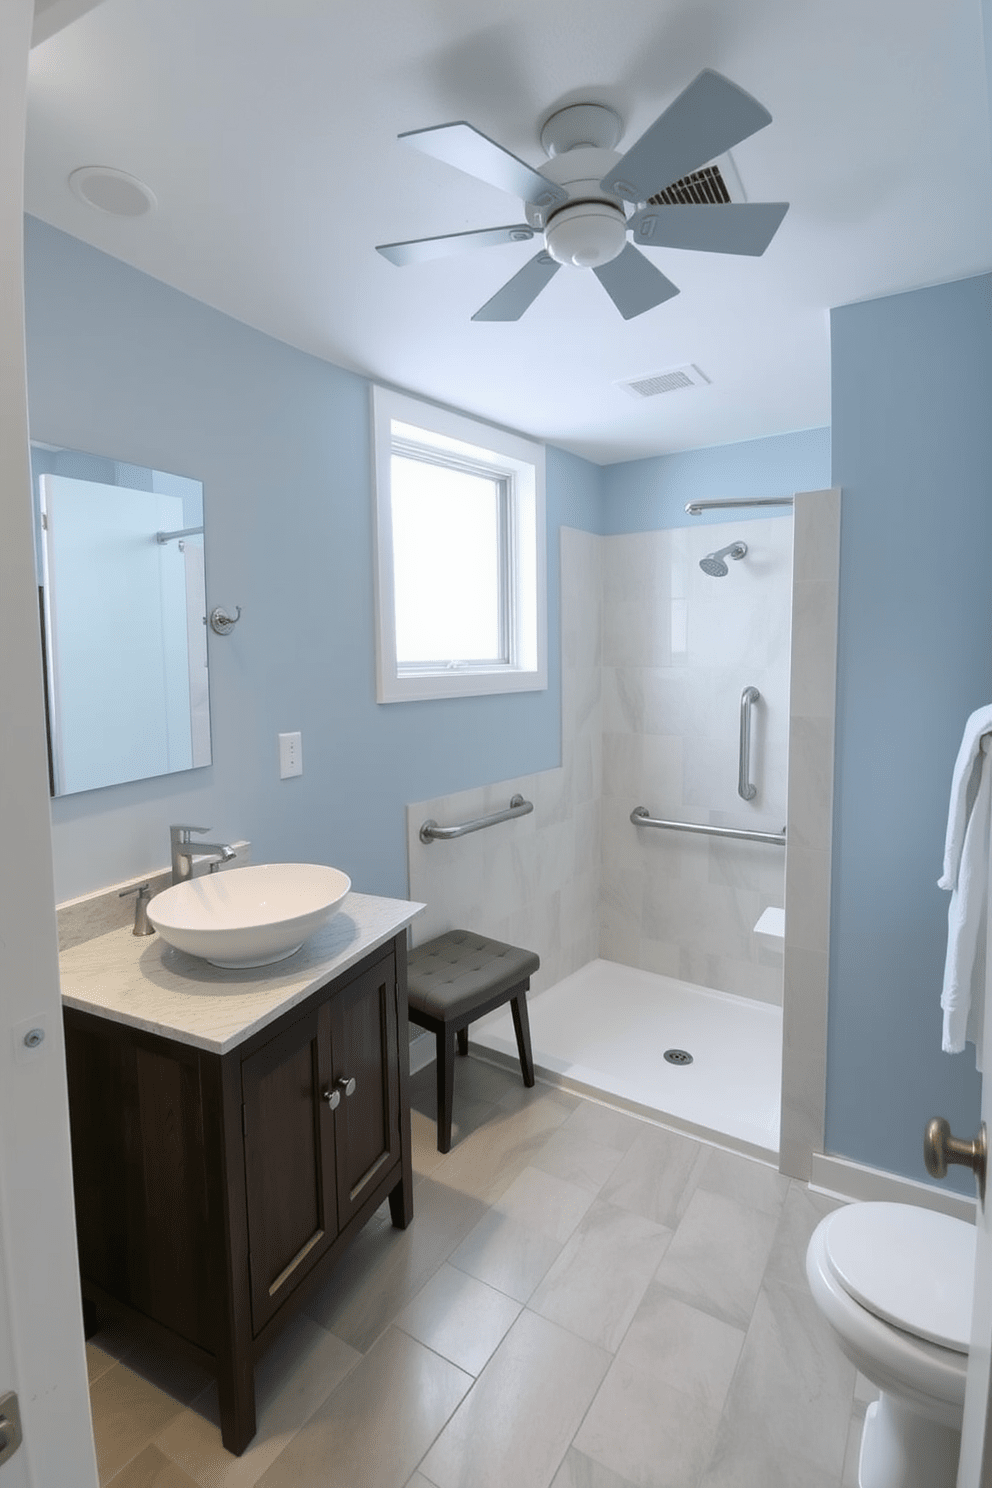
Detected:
left=599, top=1124, right=703, bottom=1228
left=305, top=1175, right=488, bottom=1351
left=652, top=1186, right=779, bottom=1328
left=90, top=1363, right=186, bottom=1486
left=448, top=1207, right=566, bottom=1302
left=611, top=1287, right=745, bottom=1415
left=529, top=1122, right=628, bottom=1194
left=490, top=1165, right=595, bottom=1242
left=393, top=1262, right=522, bottom=1374
left=763, top=1180, right=843, bottom=1291
left=155, top=1314, right=360, bottom=1488
left=693, top=1145, right=790, bottom=1217
left=703, top=1276, right=855, bottom=1481
left=574, top=1357, right=722, bottom=1488
left=421, top=1310, right=610, bottom=1488
left=255, top=1327, right=471, bottom=1488
left=529, top=1200, right=673, bottom=1352
left=549, top=1448, right=639, bottom=1488
left=107, top=1444, right=201, bottom=1488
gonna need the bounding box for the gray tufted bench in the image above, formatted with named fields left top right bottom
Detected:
left=406, top=929, right=539, bottom=1152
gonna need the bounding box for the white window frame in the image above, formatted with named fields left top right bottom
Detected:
left=371, top=385, right=547, bottom=703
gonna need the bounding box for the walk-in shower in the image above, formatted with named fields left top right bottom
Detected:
left=408, top=502, right=797, bottom=1158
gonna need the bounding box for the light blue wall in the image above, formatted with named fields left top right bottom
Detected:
left=601, top=427, right=831, bottom=533
left=828, top=272, right=992, bottom=1189
left=25, top=217, right=601, bottom=901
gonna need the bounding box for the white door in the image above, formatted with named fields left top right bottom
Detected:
left=0, top=2, right=99, bottom=1482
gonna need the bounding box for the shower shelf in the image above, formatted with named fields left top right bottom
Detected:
left=630, top=807, right=786, bottom=846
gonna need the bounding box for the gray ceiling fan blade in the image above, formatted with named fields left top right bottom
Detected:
left=377, top=225, right=536, bottom=266
left=472, top=252, right=561, bottom=321
left=399, top=122, right=568, bottom=214
left=628, top=201, right=789, bottom=257
left=601, top=70, right=773, bottom=204
left=592, top=246, right=680, bottom=320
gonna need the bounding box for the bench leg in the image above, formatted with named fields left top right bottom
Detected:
left=510, top=991, right=535, bottom=1087
left=436, top=1026, right=456, bottom=1153
left=456, top=1027, right=468, bottom=1057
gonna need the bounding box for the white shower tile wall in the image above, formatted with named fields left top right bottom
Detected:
left=406, top=528, right=603, bottom=994
left=409, top=521, right=791, bottom=1006
left=601, top=518, right=792, bottom=1004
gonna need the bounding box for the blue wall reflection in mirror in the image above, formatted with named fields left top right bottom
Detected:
left=31, top=444, right=211, bottom=795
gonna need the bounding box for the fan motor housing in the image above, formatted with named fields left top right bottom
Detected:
left=544, top=200, right=627, bottom=267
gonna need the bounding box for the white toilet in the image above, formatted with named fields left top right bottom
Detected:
left=806, top=1200, right=974, bottom=1488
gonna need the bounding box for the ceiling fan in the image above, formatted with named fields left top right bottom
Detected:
left=376, top=69, right=788, bottom=322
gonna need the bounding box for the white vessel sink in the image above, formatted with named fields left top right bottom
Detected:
left=147, top=862, right=351, bottom=968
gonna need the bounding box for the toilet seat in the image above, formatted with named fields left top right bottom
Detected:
left=820, top=1202, right=974, bottom=1352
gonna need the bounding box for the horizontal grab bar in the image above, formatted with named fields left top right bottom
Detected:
left=684, top=497, right=794, bottom=515
left=630, top=807, right=786, bottom=846
left=420, top=794, right=533, bottom=844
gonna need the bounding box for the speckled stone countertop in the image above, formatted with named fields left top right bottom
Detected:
left=59, top=892, right=424, bottom=1054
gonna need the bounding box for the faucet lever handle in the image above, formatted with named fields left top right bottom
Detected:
left=170, top=824, right=211, bottom=841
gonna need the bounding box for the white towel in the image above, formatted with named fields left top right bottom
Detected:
left=939, top=703, right=992, bottom=890
left=940, top=729, right=992, bottom=1069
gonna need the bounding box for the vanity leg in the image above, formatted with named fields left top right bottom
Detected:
left=216, top=1352, right=257, bottom=1456
left=388, top=1157, right=413, bottom=1230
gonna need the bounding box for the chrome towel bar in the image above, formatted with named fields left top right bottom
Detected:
left=420, top=794, right=533, bottom=844
left=630, top=807, right=786, bottom=846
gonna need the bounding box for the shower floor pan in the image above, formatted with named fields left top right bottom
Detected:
left=472, top=957, right=782, bottom=1159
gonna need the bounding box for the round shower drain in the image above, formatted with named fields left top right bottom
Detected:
left=663, top=1048, right=694, bottom=1066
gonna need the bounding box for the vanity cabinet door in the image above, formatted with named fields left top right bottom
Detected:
left=329, top=948, right=402, bottom=1231
left=241, top=1001, right=337, bottom=1335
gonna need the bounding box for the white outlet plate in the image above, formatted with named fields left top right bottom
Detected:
left=278, top=731, right=303, bottom=779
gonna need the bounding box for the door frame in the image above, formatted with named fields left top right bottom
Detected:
left=0, top=3, right=98, bottom=1481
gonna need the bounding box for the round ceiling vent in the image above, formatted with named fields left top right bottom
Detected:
left=68, top=167, right=157, bottom=217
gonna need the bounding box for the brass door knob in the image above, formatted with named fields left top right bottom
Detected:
left=924, top=1116, right=987, bottom=1201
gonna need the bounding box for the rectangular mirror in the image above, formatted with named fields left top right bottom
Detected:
left=31, top=444, right=211, bottom=796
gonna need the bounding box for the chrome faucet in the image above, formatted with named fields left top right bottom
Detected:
left=170, top=824, right=237, bottom=884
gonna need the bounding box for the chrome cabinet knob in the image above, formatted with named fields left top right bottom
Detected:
left=321, top=1086, right=341, bottom=1110
left=924, top=1116, right=987, bottom=1201
left=337, top=1075, right=357, bottom=1098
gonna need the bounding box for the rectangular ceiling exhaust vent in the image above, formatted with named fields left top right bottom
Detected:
left=648, top=155, right=744, bottom=207
left=618, top=364, right=711, bottom=399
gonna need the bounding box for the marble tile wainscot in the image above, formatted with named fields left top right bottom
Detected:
left=59, top=892, right=424, bottom=1456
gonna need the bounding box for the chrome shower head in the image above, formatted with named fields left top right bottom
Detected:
left=699, top=541, right=747, bottom=577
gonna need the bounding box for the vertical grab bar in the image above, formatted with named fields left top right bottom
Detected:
left=739, top=686, right=760, bottom=801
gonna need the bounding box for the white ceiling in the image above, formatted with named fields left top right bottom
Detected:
left=24, top=0, right=992, bottom=464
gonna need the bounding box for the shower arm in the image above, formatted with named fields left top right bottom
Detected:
left=685, top=497, right=794, bottom=515
left=739, top=686, right=760, bottom=802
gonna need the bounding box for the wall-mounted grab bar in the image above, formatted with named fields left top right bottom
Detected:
left=420, top=794, right=533, bottom=844
left=739, top=685, right=760, bottom=801
left=684, top=497, right=794, bottom=515
left=630, top=807, right=786, bottom=846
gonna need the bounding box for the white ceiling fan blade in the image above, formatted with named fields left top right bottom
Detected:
left=628, top=201, right=789, bottom=256
left=601, top=70, right=773, bottom=205
left=399, top=122, right=568, bottom=214
left=592, top=246, right=680, bottom=320
left=377, top=224, right=536, bottom=266
left=472, top=252, right=561, bottom=321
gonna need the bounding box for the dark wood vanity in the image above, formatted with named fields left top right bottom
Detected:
left=60, top=904, right=417, bottom=1455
